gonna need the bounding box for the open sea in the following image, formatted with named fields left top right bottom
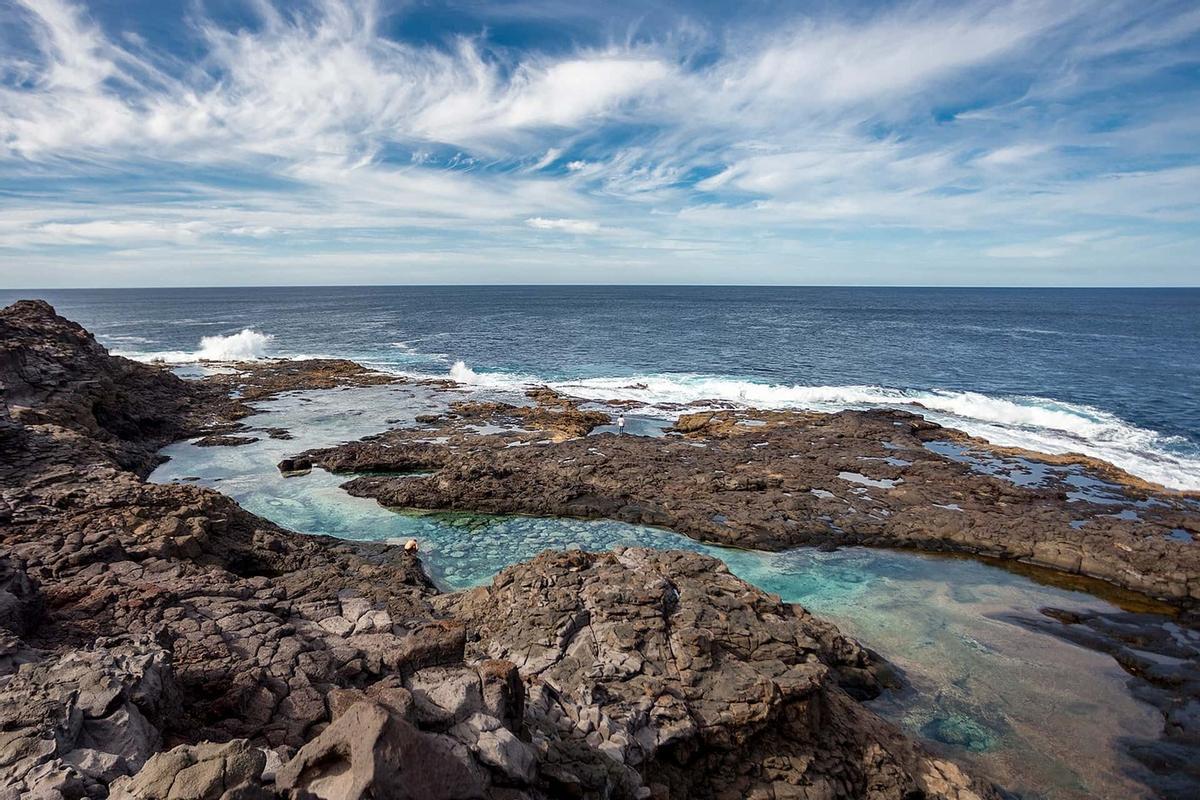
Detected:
left=4, top=285, right=1198, bottom=490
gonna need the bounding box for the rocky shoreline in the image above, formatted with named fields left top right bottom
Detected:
left=278, top=338, right=1200, bottom=799
left=298, top=401, right=1200, bottom=605
left=0, top=304, right=1010, bottom=796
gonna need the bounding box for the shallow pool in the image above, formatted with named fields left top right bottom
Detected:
left=152, top=385, right=1167, bottom=800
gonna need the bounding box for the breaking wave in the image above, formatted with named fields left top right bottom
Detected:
left=114, top=329, right=274, bottom=363
left=442, top=363, right=1200, bottom=491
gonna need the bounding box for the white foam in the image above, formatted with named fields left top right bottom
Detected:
left=424, top=364, right=1200, bottom=491
left=115, top=329, right=274, bottom=363
left=448, top=360, right=540, bottom=389
left=195, top=329, right=273, bottom=361
left=449, top=360, right=478, bottom=383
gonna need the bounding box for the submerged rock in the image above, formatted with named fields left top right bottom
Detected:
left=193, top=434, right=260, bottom=447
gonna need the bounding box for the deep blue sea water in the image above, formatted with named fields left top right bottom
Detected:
left=3, top=285, right=1198, bottom=488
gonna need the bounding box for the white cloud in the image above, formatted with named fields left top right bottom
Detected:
left=529, top=148, right=562, bottom=171
left=1, top=219, right=212, bottom=247
left=0, top=0, right=1197, bottom=285
left=985, top=242, right=1071, bottom=259
left=525, top=217, right=602, bottom=234
left=976, top=144, right=1053, bottom=167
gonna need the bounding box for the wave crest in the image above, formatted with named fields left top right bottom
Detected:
left=116, top=329, right=274, bottom=363
left=195, top=329, right=273, bottom=361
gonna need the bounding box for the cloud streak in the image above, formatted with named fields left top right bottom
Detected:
left=0, top=0, right=1197, bottom=286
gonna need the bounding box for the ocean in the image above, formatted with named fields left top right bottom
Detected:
left=5, top=285, right=1197, bottom=490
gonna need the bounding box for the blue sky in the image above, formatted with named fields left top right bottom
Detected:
left=0, top=0, right=1198, bottom=287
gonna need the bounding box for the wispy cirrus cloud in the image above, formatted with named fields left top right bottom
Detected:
left=0, top=0, right=1197, bottom=286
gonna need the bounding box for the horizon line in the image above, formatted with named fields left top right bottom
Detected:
left=4, top=283, right=1200, bottom=292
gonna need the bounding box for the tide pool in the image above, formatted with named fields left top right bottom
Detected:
left=151, top=384, right=1167, bottom=800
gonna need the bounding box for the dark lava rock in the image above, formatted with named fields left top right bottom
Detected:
left=440, top=547, right=997, bottom=800
left=0, top=556, right=43, bottom=636
left=276, top=456, right=312, bottom=475
left=0, top=634, right=180, bottom=797
left=193, top=434, right=260, bottom=447
left=450, top=393, right=610, bottom=440
left=0, top=299, right=198, bottom=476
left=0, top=299, right=1000, bottom=799
left=303, top=410, right=1200, bottom=604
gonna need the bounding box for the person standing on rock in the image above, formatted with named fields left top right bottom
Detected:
left=617, top=414, right=626, bottom=433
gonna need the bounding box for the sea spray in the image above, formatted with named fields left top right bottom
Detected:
left=195, top=329, right=273, bottom=361
left=116, top=328, right=274, bottom=363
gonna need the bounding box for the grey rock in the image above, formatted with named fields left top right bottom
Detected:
left=109, top=739, right=265, bottom=800
left=275, top=699, right=490, bottom=800
left=0, top=635, right=178, bottom=798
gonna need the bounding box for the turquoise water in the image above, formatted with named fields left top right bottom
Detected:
left=151, top=384, right=1165, bottom=800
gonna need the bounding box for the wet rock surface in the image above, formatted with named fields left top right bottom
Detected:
left=448, top=388, right=610, bottom=441
left=302, top=408, right=1200, bottom=604
left=1, top=301, right=998, bottom=797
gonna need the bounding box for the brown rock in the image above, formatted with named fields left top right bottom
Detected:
left=275, top=699, right=489, bottom=800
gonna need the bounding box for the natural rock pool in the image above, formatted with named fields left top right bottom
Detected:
left=151, top=383, right=1170, bottom=799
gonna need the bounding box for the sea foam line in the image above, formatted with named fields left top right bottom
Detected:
left=444, top=362, right=1200, bottom=492
left=111, top=333, right=1200, bottom=492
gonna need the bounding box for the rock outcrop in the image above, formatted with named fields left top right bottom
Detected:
left=0, top=299, right=198, bottom=477
left=0, top=301, right=997, bottom=797
left=442, top=547, right=990, bottom=800
left=0, top=630, right=179, bottom=799
left=301, top=408, right=1200, bottom=603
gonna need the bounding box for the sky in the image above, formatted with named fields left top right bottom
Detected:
left=0, top=0, right=1198, bottom=287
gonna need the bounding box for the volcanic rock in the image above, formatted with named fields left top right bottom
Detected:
left=0, top=300, right=1000, bottom=800
left=306, top=410, right=1200, bottom=603
left=441, top=547, right=994, bottom=800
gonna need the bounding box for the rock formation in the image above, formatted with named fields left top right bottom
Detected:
left=299, top=407, right=1200, bottom=603
left=1, top=301, right=997, bottom=796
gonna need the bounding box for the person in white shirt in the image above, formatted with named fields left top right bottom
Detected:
left=617, top=414, right=626, bottom=433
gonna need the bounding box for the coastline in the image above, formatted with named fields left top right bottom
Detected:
left=1, top=301, right=1005, bottom=799
left=5, top=299, right=1199, bottom=799
left=292, top=400, right=1199, bottom=606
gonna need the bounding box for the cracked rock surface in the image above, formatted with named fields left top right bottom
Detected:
left=302, top=406, right=1200, bottom=604
left=442, top=547, right=992, bottom=800
left=0, top=300, right=996, bottom=799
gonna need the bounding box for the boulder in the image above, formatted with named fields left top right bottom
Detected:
left=274, top=699, right=490, bottom=800
left=442, top=548, right=998, bottom=800
left=0, top=635, right=179, bottom=798
left=108, top=739, right=266, bottom=800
